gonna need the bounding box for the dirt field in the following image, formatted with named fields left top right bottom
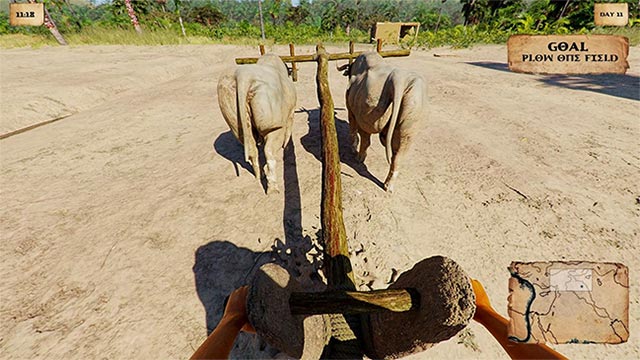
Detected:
left=1, top=44, right=638, bottom=359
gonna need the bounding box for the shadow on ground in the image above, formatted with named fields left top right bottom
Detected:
left=195, top=140, right=322, bottom=357
left=466, top=61, right=640, bottom=101
left=299, top=107, right=385, bottom=190
left=213, top=131, right=268, bottom=192
left=213, top=131, right=253, bottom=177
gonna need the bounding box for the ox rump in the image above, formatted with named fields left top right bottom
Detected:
left=217, top=54, right=297, bottom=194
left=340, top=52, right=428, bottom=193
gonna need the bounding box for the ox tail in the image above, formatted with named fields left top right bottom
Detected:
left=235, top=72, right=259, bottom=176
left=284, top=114, right=293, bottom=149
left=385, top=72, right=405, bottom=164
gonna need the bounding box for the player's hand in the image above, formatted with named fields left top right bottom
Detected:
left=471, top=279, right=494, bottom=318
left=222, top=286, right=256, bottom=334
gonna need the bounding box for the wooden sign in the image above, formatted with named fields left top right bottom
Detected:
left=507, top=35, right=629, bottom=75
left=594, top=3, right=629, bottom=26
left=9, top=3, right=44, bottom=26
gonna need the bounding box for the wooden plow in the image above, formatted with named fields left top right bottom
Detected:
left=238, top=42, right=476, bottom=359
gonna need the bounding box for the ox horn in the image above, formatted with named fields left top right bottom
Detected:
left=336, top=62, right=350, bottom=72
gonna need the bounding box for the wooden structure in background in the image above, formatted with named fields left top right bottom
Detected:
left=371, top=22, right=420, bottom=44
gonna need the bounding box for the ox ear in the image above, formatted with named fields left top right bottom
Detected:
left=336, top=63, right=351, bottom=77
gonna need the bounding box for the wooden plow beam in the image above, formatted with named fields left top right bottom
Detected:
left=237, top=43, right=412, bottom=358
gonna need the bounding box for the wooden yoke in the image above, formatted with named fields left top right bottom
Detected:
left=235, top=48, right=410, bottom=65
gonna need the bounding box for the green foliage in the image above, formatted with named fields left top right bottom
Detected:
left=416, top=24, right=510, bottom=48
left=0, top=11, right=11, bottom=34
left=187, top=4, right=226, bottom=28
left=111, top=0, right=155, bottom=17
left=2, top=0, right=639, bottom=48
left=461, top=0, right=526, bottom=26
left=412, top=5, right=452, bottom=32
left=319, top=0, right=357, bottom=33
left=139, top=10, right=176, bottom=31
left=285, top=4, right=310, bottom=25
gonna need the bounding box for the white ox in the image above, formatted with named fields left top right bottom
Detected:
left=340, top=52, right=427, bottom=193
left=217, top=54, right=296, bottom=194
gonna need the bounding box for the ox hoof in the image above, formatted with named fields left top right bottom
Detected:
left=249, top=158, right=260, bottom=178
left=350, top=136, right=359, bottom=153
left=267, top=184, right=281, bottom=195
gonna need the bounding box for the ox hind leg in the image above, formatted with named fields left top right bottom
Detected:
left=347, top=109, right=371, bottom=162
left=263, top=129, right=286, bottom=194
left=348, top=109, right=359, bottom=154
left=356, top=129, right=371, bottom=163
left=384, top=128, right=412, bottom=193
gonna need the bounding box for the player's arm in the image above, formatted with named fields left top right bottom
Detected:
left=190, top=286, right=256, bottom=360
left=471, top=280, right=567, bottom=360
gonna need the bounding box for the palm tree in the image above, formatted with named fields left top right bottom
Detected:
left=174, top=0, right=186, bottom=37
left=124, top=0, right=143, bottom=34
left=258, top=0, right=266, bottom=40
left=25, top=0, right=67, bottom=45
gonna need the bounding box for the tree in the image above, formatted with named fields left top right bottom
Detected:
left=111, top=0, right=154, bottom=33
left=320, top=0, right=356, bottom=34
left=339, top=6, right=356, bottom=35
left=355, top=0, right=399, bottom=32
left=188, top=4, right=226, bottom=28
left=412, top=2, right=451, bottom=31
left=174, top=0, right=186, bottom=36
left=320, top=0, right=339, bottom=32
left=258, top=0, right=266, bottom=40
left=461, top=0, right=524, bottom=26
left=264, top=0, right=286, bottom=26
left=27, top=0, right=67, bottom=44
left=124, top=0, right=143, bottom=33
left=285, top=4, right=310, bottom=25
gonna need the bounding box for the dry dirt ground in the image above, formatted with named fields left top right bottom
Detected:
left=1, top=44, right=638, bottom=359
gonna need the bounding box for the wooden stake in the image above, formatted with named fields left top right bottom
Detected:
left=377, top=38, right=383, bottom=52
left=259, top=44, right=265, bottom=55
left=289, top=43, right=298, bottom=82
left=348, top=41, right=355, bottom=79
left=348, top=41, right=355, bottom=65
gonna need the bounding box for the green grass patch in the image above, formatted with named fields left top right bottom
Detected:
left=65, top=27, right=204, bottom=45
left=1, top=24, right=638, bottom=49
left=591, top=26, right=640, bottom=45
left=0, top=33, right=55, bottom=48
